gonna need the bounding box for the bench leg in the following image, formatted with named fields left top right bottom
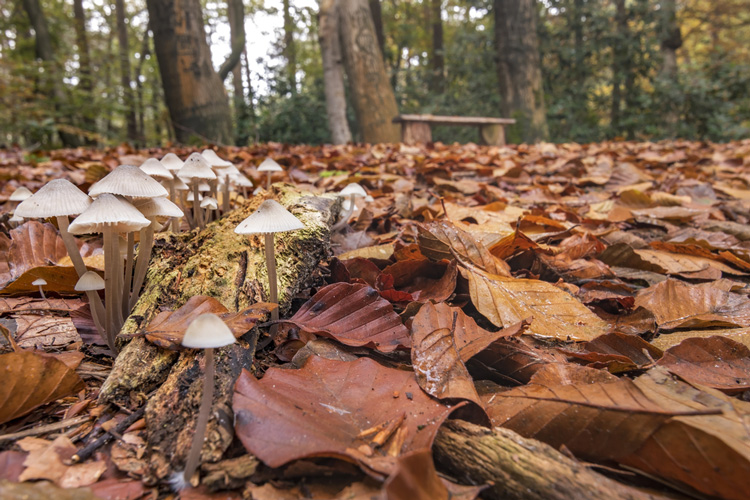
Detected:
left=480, top=124, right=506, bottom=146
left=402, top=122, right=432, bottom=144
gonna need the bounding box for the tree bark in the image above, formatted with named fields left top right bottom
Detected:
left=283, top=0, right=297, bottom=94
left=610, top=0, right=628, bottom=135
left=72, top=0, right=95, bottom=142
left=115, top=0, right=138, bottom=143
left=339, top=0, right=400, bottom=144
left=429, top=0, right=444, bottom=94
left=133, top=26, right=151, bottom=145
left=434, top=420, right=662, bottom=500
left=219, top=0, right=245, bottom=82
left=98, top=186, right=339, bottom=482
left=493, top=0, right=548, bottom=143
left=319, top=0, right=352, bottom=145
left=369, top=0, right=385, bottom=58
left=659, top=0, right=681, bottom=136
left=145, top=0, right=233, bottom=144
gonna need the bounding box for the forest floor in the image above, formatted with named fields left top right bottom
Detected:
left=1, top=139, right=749, bottom=500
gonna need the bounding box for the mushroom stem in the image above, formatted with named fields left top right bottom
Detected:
left=192, top=181, right=204, bottom=230
left=113, top=235, right=125, bottom=331
left=183, top=347, right=215, bottom=486
left=264, top=233, right=280, bottom=335
left=56, top=216, right=107, bottom=340
left=266, top=171, right=272, bottom=190
left=168, top=181, right=181, bottom=232
left=122, top=232, right=135, bottom=318
left=332, top=195, right=355, bottom=231
left=37, top=283, right=46, bottom=300
left=102, top=227, right=117, bottom=352
left=180, top=190, right=194, bottom=229
left=221, top=180, right=230, bottom=214
left=130, top=221, right=155, bottom=310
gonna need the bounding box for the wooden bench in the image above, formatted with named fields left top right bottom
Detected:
left=392, top=114, right=516, bottom=146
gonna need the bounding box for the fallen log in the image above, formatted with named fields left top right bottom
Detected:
left=433, top=420, right=668, bottom=500
left=97, top=184, right=338, bottom=483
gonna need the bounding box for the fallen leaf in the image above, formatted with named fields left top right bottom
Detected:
left=279, top=282, right=410, bottom=352
left=7, top=221, right=69, bottom=281
left=0, top=266, right=82, bottom=296
left=0, top=351, right=84, bottom=424
left=233, top=356, right=456, bottom=477
left=14, top=314, right=81, bottom=348
left=651, top=327, right=750, bottom=351
left=18, top=436, right=106, bottom=488
left=656, top=336, right=750, bottom=393
left=461, top=264, right=610, bottom=341
left=467, top=337, right=566, bottom=386
left=0, top=479, right=101, bottom=500
left=418, top=221, right=510, bottom=276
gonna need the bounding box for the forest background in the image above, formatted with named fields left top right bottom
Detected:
left=1, top=0, right=749, bottom=150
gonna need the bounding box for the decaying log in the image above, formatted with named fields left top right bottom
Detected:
left=98, top=185, right=338, bottom=482
left=434, top=420, right=665, bottom=500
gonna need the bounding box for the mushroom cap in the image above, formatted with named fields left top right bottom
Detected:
left=32, top=278, right=47, bottom=286
left=216, top=164, right=241, bottom=178
left=179, top=153, right=217, bottom=181
left=257, top=157, right=283, bottom=172
left=339, top=183, right=367, bottom=198
left=200, top=197, right=218, bottom=210
left=197, top=182, right=211, bottom=192
left=139, top=158, right=174, bottom=181
left=135, top=196, right=184, bottom=219
left=10, top=187, right=33, bottom=201
left=14, top=179, right=92, bottom=219
left=235, top=199, right=304, bottom=235
left=69, top=194, right=151, bottom=234
left=89, top=165, right=169, bottom=199
left=9, top=213, right=24, bottom=223
left=182, top=313, right=236, bottom=349
left=160, top=153, right=184, bottom=172
left=230, top=173, right=254, bottom=187
left=201, top=149, right=234, bottom=168
left=186, top=191, right=203, bottom=202
left=75, top=271, right=105, bottom=291
left=170, top=176, right=189, bottom=191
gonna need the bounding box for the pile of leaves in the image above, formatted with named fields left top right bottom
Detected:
left=1, top=139, right=750, bottom=499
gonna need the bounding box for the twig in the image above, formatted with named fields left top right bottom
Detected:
left=0, top=415, right=91, bottom=442
left=71, top=406, right=145, bottom=463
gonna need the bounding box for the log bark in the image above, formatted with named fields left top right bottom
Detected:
left=98, top=186, right=339, bottom=482
left=434, top=420, right=663, bottom=500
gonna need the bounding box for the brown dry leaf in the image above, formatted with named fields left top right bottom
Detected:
left=482, top=377, right=712, bottom=463
left=381, top=259, right=457, bottom=302
left=383, top=450, right=456, bottom=500
left=7, top=221, right=69, bottom=281
left=467, top=337, right=566, bottom=386
left=560, top=332, right=662, bottom=373
left=18, top=436, right=106, bottom=488
left=651, top=327, right=750, bottom=351
left=600, top=243, right=744, bottom=278
left=634, top=278, right=750, bottom=329
left=0, top=351, right=84, bottom=424
left=0, top=266, right=81, bottom=296
left=461, top=264, right=610, bottom=341
left=417, top=221, right=510, bottom=276
left=0, top=296, right=86, bottom=314
left=143, top=295, right=274, bottom=349
left=623, top=367, right=750, bottom=500
left=656, top=336, right=750, bottom=394
left=410, top=302, right=481, bottom=405
left=87, top=478, right=151, bottom=500
left=233, top=356, right=456, bottom=477
left=14, top=314, right=81, bottom=348
left=279, top=282, right=410, bottom=352
left=528, top=362, right=619, bottom=387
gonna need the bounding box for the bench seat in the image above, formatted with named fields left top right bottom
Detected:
left=392, top=114, right=516, bottom=146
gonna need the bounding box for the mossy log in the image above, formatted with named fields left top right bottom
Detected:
left=434, top=420, right=667, bottom=500
left=98, top=184, right=338, bottom=483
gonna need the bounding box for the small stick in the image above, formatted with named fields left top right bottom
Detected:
left=70, top=406, right=146, bottom=463
left=0, top=415, right=91, bottom=442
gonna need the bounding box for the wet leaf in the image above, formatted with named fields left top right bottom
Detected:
left=279, top=282, right=410, bottom=352
left=651, top=327, right=750, bottom=351
left=0, top=351, right=84, bottom=424
left=233, top=356, right=456, bottom=477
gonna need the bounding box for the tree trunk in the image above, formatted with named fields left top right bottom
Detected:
left=339, top=0, right=400, bottom=144
left=319, top=0, right=352, bottom=145
left=283, top=0, right=297, bottom=94
left=659, top=0, right=681, bottom=136
left=610, top=0, right=627, bottom=135
left=134, top=26, right=151, bottom=145
left=494, top=0, right=548, bottom=143
left=72, top=0, right=96, bottom=143
left=369, top=0, right=385, bottom=58
left=429, top=0, right=444, bottom=94
left=115, top=0, right=138, bottom=143
left=219, top=0, right=245, bottom=82
left=145, top=0, right=233, bottom=144
left=434, top=420, right=662, bottom=500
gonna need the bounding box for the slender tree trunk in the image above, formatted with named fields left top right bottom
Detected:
left=116, top=0, right=138, bottom=143
left=283, top=0, right=297, bottom=94
left=659, top=0, right=681, bottom=136
left=72, top=0, right=96, bottom=142
left=145, top=0, right=233, bottom=144
left=225, top=0, right=250, bottom=145
left=319, top=0, right=352, bottom=144
left=369, top=0, right=385, bottom=58
left=572, top=0, right=585, bottom=89
left=610, top=0, right=627, bottom=135
left=339, top=0, right=400, bottom=144
left=242, top=49, right=258, bottom=143
left=494, top=0, right=548, bottom=143
left=20, top=0, right=78, bottom=147
left=134, top=26, right=151, bottom=145
left=429, top=0, right=444, bottom=93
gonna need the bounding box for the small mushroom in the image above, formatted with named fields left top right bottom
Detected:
left=172, top=313, right=236, bottom=490
left=178, top=153, right=216, bottom=230
left=332, top=183, right=368, bottom=231
left=234, top=200, right=303, bottom=330
left=257, top=157, right=283, bottom=190
left=75, top=271, right=105, bottom=292
left=32, top=278, right=47, bottom=299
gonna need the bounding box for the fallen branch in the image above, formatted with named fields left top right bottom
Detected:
left=0, top=415, right=91, bottom=442
left=70, top=406, right=145, bottom=463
